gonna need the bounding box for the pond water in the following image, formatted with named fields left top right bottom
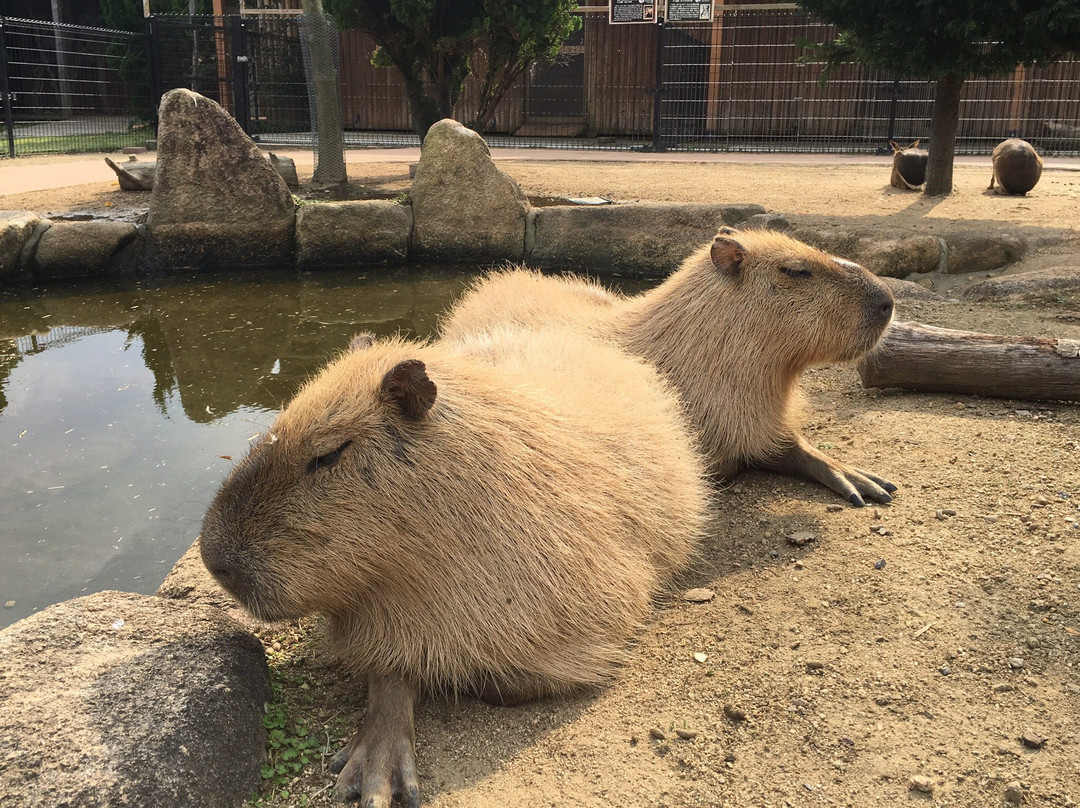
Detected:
left=0, top=265, right=491, bottom=629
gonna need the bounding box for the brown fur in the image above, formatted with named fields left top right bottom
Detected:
left=989, top=138, right=1043, bottom=195
left=889, top=140, right=928, bottom=189
left=441, top=228, right=895, bottom=502
left=200, top=328, right=709, bottom=696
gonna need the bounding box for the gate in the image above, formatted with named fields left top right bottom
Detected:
left=148, top=15, right=309, bottom=142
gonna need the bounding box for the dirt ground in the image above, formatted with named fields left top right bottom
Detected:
left=7, top=156, right=1080, bottom=807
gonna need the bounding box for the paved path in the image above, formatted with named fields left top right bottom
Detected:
left=2, top=146, right=1078, bottom=197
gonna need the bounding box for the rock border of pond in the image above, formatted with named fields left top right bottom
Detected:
left=2, top=97, right=1076, bottom=287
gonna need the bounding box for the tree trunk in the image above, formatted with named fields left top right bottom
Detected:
left=404, top=78, right=440, bottom=145
left=301, top=0, right=347, bottom=190
left=924, top=74, right=965, bottom=196
left=857, top=320, right=1080, bottom=402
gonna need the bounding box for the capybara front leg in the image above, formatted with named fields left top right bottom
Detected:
left=756, top=436, right=896, bottom=507
left=330, top=673, right=420, bottom=807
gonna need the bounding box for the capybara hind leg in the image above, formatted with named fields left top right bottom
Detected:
left=330, top=673, right=420, bottom=807
left=755, top=436, right=896, bottom=507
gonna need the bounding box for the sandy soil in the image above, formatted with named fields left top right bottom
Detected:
left=5, top=156, right=1080, bottom=807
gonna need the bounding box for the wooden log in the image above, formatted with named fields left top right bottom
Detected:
left=857, top=320, right=1080, bottom=402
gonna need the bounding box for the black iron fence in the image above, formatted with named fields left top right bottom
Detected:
left=0, top=16, right=153, bottom=157
left=2, top=9, right=1079, bottom=159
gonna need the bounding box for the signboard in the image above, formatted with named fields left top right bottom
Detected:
left=667, top=1, right=713, bottom=20
left=610, top=0, right=657, bottom=24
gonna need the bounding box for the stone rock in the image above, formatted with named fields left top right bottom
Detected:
left=529, top=202, right=731, bottom=276
left=739, top=212, right=791, bottom=232
left=961, top=265, right=1080, bottom=300
left=859, top=235, right=942, bottom=277
left=29, top=220, right=138, bottom=279
left=1004, top=781, right=1025, bottom=803
left=879, top=277, right=943, bottom=300
left=0, top=590, right=269, bottom=808
left=0, top=211, right=42, bottom=277
left=910, top=775, right=934, bottom=793
left=681, top=587, right=715, bottom=603
left=792, top=228, right=941, bottom=278
left=296, top=200, right=411, bottom=267
left=157, top=538, right=255, bottom=627
left=411, top=118, right=529, bottom=263
left=147, top=89, right=295, bottom=270
left=945, top=231, right=1027, bottom=274
left=718, top=204, right=767, bottom=226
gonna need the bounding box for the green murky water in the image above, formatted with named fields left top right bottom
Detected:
left=0, top=266, right=484, bottom=628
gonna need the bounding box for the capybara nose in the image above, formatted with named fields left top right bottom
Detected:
left=880, top=297, right=894, bottom=322
left=873, top=288, right=895, bottom=326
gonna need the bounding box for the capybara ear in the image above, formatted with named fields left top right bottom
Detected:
left=381, top=360, right=437, bottom=421
left=717, top=225, right=738, bottom=236
left=349, top=332, right=376, bottom=352
left=710, top=236, right=744, bottom=276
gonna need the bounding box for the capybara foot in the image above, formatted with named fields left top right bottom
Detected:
left=331, top=674, right=420, bottom=807
left=757, top=438, right=896, bottom=507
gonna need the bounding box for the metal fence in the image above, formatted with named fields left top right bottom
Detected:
left=0, top=16, right=152, bottom=157
left=2, top=9, right=1079, bottom=159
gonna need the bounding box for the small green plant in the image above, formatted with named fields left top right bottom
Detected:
left=249, top=663, right=322, bottom=806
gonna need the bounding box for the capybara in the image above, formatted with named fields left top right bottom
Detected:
left=441, top=227, right=896, bottom=506
left=889, top=140, right=928, bottom=189
left=989, top=138, right=1043, bottom=195
left=200, top=328, right=709, bottom=806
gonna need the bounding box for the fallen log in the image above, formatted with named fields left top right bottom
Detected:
left=857, top=320, right=1080, bottom=402
left=104, top=152, right=299, bottom=191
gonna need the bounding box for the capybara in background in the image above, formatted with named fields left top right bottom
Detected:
left=889, top=140, right=928, bottom=189
left=200, top=329, right=709, bottom=806
left=441, top=228, right=896, bottom=506
left=989, top=138, right=1043, bottom=195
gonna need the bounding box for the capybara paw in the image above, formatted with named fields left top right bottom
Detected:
left=837, top=465, right=895, bottom=507
left=330, top=730, right=420, bottom=807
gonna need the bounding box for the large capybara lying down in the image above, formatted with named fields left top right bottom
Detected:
left=200, top=328, right=710, bottom=806
left=441, top=227, right=896, bottom=506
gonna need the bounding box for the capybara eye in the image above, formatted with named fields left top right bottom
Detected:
left=781, top=265, right=812, bottom=279
left=306, top=440, right=352, bottom=474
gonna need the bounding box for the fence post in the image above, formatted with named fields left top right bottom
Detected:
left=650, top=18, right=666, bottom=153
left=883, top=77, right=900, bottom=153
left=0, top=18, right=15, bottom=158
left=145, top=15, right=163, bottom=126
left=229, top=15, right=250, bottom=134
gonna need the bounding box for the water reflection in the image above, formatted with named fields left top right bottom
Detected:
left=0, top=266, right=475, bottom=628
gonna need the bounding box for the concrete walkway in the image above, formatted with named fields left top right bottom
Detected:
left=2, top=146, right=1079, bottom=197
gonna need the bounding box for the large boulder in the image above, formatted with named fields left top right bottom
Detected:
left=28, top=220, right=139, bottom=279
left=961, top=265, right=1080, bottom=300
left=528, top=202, right=731, bottom=276
left=410, top=119, right=529, bottom=263
left=944, top=231, right=1028, bottom=274
left=146, top=89, right=295, bottom=270
left=158, top=538, right=256, bottom=627
left=0, top=590, right=269, bottom=808
left=295, top=200, right=411, bottom=268
left=0, top=211, right=41, bottom=279
left=795, top=228, right=942, bottom=278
